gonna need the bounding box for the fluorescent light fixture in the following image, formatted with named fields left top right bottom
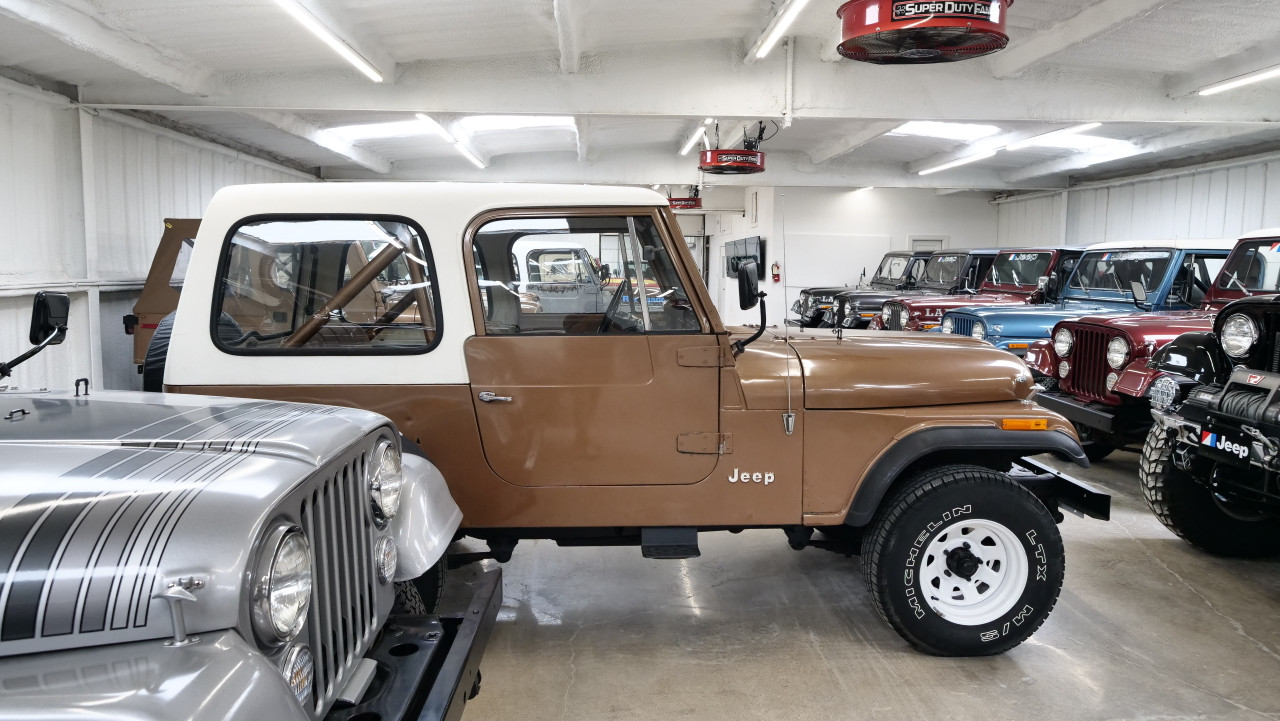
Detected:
left=852, top=186, right=875, bottom=194
left=680, top=126, right=707, bottom=156
left=891, top=121, right=1003, bottom=142
left=754, top=0, right=814, bottom=60
left=1006, top=123, right=1103, bottom=151
left=415, top=113, right=486, bottom=169
left=1199, top=65, right=1280, bottom=96
left=918, top=150, right=997, bottom=176
left=272, top=0, right=382, bottom=82
left=453, top=115, right=577, bottom=135
left=705, top=118, right=714, bottom=125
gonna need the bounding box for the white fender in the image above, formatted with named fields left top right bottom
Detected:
left=391, top=454, right=463, bottom=582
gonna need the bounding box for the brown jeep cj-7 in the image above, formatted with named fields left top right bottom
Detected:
left=133, top=183, right=1109, bottom=656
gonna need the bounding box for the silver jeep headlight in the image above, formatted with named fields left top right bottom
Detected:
left=941, top=316, right=954, bottom=334
left=369, top=438, right=403, bottom=523
left=253, top=524, right=313, bottom=644
left=1054, top=328, right=1073, bottom=358
left=971, top=321, right=987, bottom=340
left=1221, top=314, right=1259, bottom=358
left=1149, top=375, right=1180, bottom=411
left=1107, top=336, right=1130, bottom=370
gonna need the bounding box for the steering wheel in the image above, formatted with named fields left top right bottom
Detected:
left=598, top=276, right=632, bottom=333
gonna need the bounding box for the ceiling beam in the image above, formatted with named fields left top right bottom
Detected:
left=1000, top=126, right=1271, bottom=183
left=807, top=121, right=900, bottom=164
left=1167, top=42, right=1280, bottom=98
left=241, top=110, right=392, bottom=173
left=989, top=0, right=1172, bottom=79
left=575, top=116, right=589, bottom=162
left=282, top=0, right=396, bottom=82
left=905, top=124, right=1081, bottom=175
left=0, top=0, right=220, bottom=97
left=552, top=0, right=580, bottom=74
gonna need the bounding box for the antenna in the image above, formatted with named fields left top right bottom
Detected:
left=780, top=192, right=796, bottom=436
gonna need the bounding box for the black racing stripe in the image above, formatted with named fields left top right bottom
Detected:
left=1, top=493, right=95, bottom=641
left=116, top=401, right=274, bottom=442
left=42, top=492, right=128, bottom=637
left=80, top=492, right=155, bottom=633
left=0, top=495, right=61, bottom=611
left=59, top=449, right=144, bottom=481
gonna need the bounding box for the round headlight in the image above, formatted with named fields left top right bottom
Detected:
left=1221, top=314, right=1259, bottom=358
left=1054, top=328, right=1073, bottom=358
left=971, top=321, right=987, bottom=340
left=375, top=536, right=397, bottom=584
left=1107, top=337, right=1130, bottom=370
left=941, top=316, right=954, bottom=334
left=369, top=439, right=403, bottom=523
left=1149, top=375, right=1180, bottom=411
left=1059, top=361, right=1070, bottom=379
left=843, top=300, right=852, bottom=313
left=253, top=524, right=312, bottom=643
left=282, top=644, right=314, bottom=705
left=1106, top=372, right=1120, bottom=392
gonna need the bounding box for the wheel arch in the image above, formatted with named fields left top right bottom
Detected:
left=843, top=427, right=1088, bottom=527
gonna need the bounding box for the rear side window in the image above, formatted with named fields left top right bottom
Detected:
left=213, top=216, right=440, bottom=354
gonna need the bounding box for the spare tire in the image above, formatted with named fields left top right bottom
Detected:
left=142, top=313, right=174, bottom=393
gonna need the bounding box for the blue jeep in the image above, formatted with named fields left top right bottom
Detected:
left=938, top=239, right=1238, bottom=356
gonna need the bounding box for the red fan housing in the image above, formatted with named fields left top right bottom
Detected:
left=699, top=149, right=765, bottom=175
left=837, top=0, right=1014, bottom=64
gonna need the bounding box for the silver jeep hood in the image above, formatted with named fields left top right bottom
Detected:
left=0, top=390, right=389, bottom=657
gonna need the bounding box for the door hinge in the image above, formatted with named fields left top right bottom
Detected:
left=677, top=346, right=724, bottom=367
left=678, top=432, right=732, bottom=454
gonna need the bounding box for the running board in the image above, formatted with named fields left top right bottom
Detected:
left=641, top=527, right=700, bottom=559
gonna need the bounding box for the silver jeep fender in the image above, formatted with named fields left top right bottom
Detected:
left=392, top=454, right=463, bottom=582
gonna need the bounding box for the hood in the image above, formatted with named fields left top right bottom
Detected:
left=731, top=330, right=1033, bottom=410
left=1070, top=310, right=1218, bottom=349
left=0, top=390, right=388, bottom=657
left=950, top=301, right=1134, bottom=340
left=894, top=291, right=1031, bottom=318
left=800, top=286, right=852, bottom=297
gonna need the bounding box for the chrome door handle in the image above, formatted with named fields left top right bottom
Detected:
left=478, top=391, right=513, bottom=403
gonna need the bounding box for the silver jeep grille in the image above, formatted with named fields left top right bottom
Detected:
left=299, top=450, right=378, bottom=713
left=885, top=303, right=906, bottom=331
left=950, top=315, right=975, bottom=338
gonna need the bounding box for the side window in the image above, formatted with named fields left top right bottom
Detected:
left=1172, top=254, right=1225, bottom=305
left=214, top=217, right=440, bottom=353
left=472, top=214, right=702, bottom=335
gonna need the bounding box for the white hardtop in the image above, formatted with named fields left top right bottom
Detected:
left=1081, top=238, right=1237, bottom=252
left=1240, top=227, right=1280, bottom=240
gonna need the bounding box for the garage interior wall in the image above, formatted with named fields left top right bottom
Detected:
left=0, top=77, right=312, bottom=393
left=710, top=187, right=1000, bottom=326
left=997, top=155, right=1280, bottom=248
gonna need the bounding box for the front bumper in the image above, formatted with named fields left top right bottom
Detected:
left=1010, top=456, right=1111, bottom=521
left=330, top=569, right=503, bottom=721
left=1034, top=390, right=1151, bottom=439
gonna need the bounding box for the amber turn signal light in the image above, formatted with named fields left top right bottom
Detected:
left=1002, top=418, right=1049, bottom=431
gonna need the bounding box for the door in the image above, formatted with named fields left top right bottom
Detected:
left=464, top=210, right=721, bottom=487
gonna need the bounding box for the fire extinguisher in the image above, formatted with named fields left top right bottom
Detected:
left=771, top=261, right=781, bottom=283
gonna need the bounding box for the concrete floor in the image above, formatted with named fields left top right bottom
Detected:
left=462, top=452, right=1280, bottom=721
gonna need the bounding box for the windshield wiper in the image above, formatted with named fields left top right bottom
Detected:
left=1227, top=273, right=1254, bottom=296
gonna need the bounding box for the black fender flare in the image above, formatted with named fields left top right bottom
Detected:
left=1148, top=331, right=1232, bottom=386
left=843, top=427, right=1088, bottom=527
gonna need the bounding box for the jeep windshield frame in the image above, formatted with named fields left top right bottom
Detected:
left=919, top=253, right=968, bottom=288
left=1215, top=239, right=1280, bottom=294
left=871, top=253, right=916, bottom=285
left=1065, top=249, right=1174, bottom=302
left=984, top=251, right=1055, bottom=292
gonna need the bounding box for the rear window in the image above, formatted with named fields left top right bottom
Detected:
left=213, top=216, right=440, bottom=354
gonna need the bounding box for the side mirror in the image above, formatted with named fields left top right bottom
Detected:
left=30, top=291, right=70, bottom=345
left=738, top=261, right=760, bottom=310
left=1037, top=276, right=1050, bottom=291
left=1131, top=281, right=1148, bottom=304
left=598, top=264, right=610, bottom=280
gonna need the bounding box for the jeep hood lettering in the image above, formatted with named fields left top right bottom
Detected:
left=0, top=391, right=387, bottom=657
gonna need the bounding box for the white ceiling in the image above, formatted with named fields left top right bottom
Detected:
left=2, top=0, right=1279, bottom=193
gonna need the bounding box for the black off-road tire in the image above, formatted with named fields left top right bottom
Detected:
left=1139, top=426, right=1280, bottom=558
left=861, top=465, right=1065, bottom=656
left=410, top=557, right=448, bottom=613
left=392, top=581, right=427, bottom=615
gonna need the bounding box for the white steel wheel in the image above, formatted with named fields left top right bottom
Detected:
left=919, top=519, right=1028, bottom=626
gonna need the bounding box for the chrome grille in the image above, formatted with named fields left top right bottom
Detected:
left=1060, top=324, right=1121, bottom=402
left=885, top=303, right=906, bottom=331
left=300, top=451, right=378, bottom=713
left=951, top=316, right=975, bottom=338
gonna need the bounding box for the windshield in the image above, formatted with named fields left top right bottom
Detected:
left=922, top=254, right=965, bottom=285
left=1216, top=240, right=1280, bottom=292
left=1069, top=250, right=1173, bottom=295
left=987, top=252, right=1053, bottom=287
left=873, top=255, right=912, bottom=282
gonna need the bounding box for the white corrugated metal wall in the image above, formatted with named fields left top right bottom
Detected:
left=995, top=192, right=1067, bottom=247
left=0, top=76, right=313, bottom=393
left=998, top=156, right=1280, bottom=249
